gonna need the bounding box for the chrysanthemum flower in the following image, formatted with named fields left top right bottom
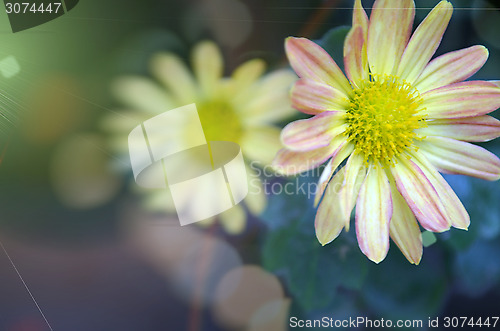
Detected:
left=273, top=0, right=500, bottom=263
left=104, top=40, right=296, bottom=234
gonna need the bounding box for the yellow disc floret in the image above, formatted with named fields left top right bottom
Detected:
left=197, top=100, right=242, bottom=143
left=344, top=74, right=426, bottom=166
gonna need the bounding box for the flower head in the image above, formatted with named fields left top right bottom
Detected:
left=104, top=40, right=296, bottom=234
left=273, top=0, right=500, bottom=263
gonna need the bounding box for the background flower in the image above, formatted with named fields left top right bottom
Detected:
left=103, top=40, right=296, bottom=234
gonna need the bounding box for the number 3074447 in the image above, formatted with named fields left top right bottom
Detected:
left=5, top=2, right=62, bottom=14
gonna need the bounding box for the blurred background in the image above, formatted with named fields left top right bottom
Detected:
left=0, top=0, right=500, bottom=330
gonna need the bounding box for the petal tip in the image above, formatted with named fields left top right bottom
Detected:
left=316, top=230, right=335, bottom=246
left=440, top=0, right=453, bottom=9
left=410, top=249, right=423, bottom=265
left=195, top=40, right=219, bottom=53
left=285, top=36, right=302, bottom=49
left=479, top=44, right=489, bottom=56
left=368, top=255, right=386, bottom=264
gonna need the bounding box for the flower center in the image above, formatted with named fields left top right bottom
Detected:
left=197, top=100, right=242, bottom=143
left=344, top=74, right=426, bottom=166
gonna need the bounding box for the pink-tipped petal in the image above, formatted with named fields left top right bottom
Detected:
left=367, top=0, right=415, bottom=76
left=353, top=0, right=369, bottom=40
left=418, top=137, right=500, bottom=181
left=491, top=80, right=500, bottom=88
left=314, top=143, right=355, bottom=207
left=281, top=112, right=346, bottom=151
left=391, top=157, right=451, bottom=232
left=410, top=151, right=470, bottom=230
left=418, top=115, right=500, bottom=142
left=272, top=136, right=347, bottom=176
left=397, top=1, right=453, bottom=83
left=315, top=169, right=346, bottom=245
left=389, top=180, right=423, bottom=265
left=291, top=79, right=349, bottom=115
left=285, top=37, right=352, bottom=94
left=356, top=165, right=392, bottom=263
left=421, top=81, right=500, bottom=119
left=344, top=26, right=368, bottom=88
left=415, top=45, right=489, bottom=93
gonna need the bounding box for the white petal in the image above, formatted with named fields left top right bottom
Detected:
left=389, top=179, right=423, bottom=265
left=241, top=125, right=282, bottom=166
left=315, top=169, right=346, bottom=245
left=192, top=41, right=224, bottom=97
left=367, top=0, right=415, bottom=75
left=355, top=165, right=392, bottom=263
left=151, top=53, right=198, bottom=104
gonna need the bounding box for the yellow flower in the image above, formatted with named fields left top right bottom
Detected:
left=104, top=40, right=296, bottom=234
left=273, top=0, right=500, bottom=263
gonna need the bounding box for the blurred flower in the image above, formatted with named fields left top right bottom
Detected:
left=273, top=0, right=500, bottom=264
left=104, top=40, right=296, bottom=234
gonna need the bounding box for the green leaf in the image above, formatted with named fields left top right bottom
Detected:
left=422, top=231, right=437, bottom=247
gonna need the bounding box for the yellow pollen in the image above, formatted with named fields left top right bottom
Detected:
left=196, top=100, right=242, bottom=143
left=344, top=74, right=426, bottom=166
